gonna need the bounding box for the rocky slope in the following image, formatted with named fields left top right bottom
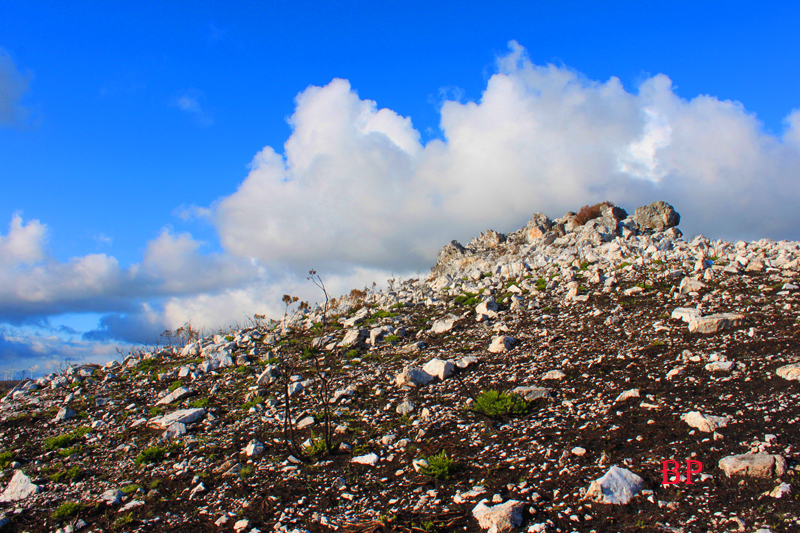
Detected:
left=1, top=201, right=800, bottom=533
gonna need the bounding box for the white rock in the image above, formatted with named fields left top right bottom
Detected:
left=422, top=358, right=455, bottom=380
left=584, top=466, right=644, bottom=504
left=296, top=416, right=315, bottom=430
left=614, top=389, right=640, bottom=403
left=149, top=408, right=206, bottom=429
left=718, top=454, right=787, bottom=478
left=0, top=470, right=40, bottom=502
left=541, top=369, right=565, bottom=380
left=53, top=407, right=76, bottom=423
left=776, top=363, right=800, bottom=381
left=245, top=439, right=265, bottom=457
left=472, top=499, right=525, bottom=533
left=233, top=519, right=250, bottom=533
left=682, top=411, right=729, bottom=433
left=395, top=367, right=433, bottom=387
left=351, top=453, right=379, bottom=466
left=396, top=401, right=415, bottom=415
left=671, top=307, right=702, bottom=323
left=488, top=336, right=516, bottom=353
left=256, top=365, right=281, bottom=385
left=768, top=482, right=792, bottom=499
left=155, top=386, right=193, bottom=406
left=688, top=313, right=746, bottom=334
left=705, top=361, right=735, bottom=372
left=429, top=317, right=456, bottom=334
left=98, top=488, right=125, bottom=505
left=162, top=422, right=187, bottom=440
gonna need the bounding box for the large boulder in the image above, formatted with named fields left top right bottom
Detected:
left=682, top=411, right=729, bottom=433
left=633, top=201, right=680, bottom=230
left=776, top=363, right=800, bottom=381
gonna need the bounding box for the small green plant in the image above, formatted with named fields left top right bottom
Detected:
left=454, top=292, right=481, bottom=307
left=536, top=277, right=547, bottom=291
left=121, top=483, right=141, bottom=495
left=385, top=334, right=400, bottom=343
left=345, top=349, right=360, bottom=359
left=650, top=339, right=665, bottom=347
left=225, top=335, right=234, bottom=342
left=51, top=501, right=85, bottom=521
left=50, top=465, right=81, bottom=483
left=168, top=380, right=183, bottom=392
left=389, top=302, right=404, bottom=309
left=471, top=389, right=530, bottom=418
left=0, top=451, right=13, bottom=468
left=304, top=435, right=329, bottom=456
left=420, top=450, right=457, bottom=480
left=618, top=261, right=632, bottom=269
left=149, top=406, right=164, bottom=416
left=241, top=396, right=264, bottom=411
left=44, top=426, right=92, bottom=452
left=239, top=464, right=255, bottom=479
left=57, top=445, right=81, bottom=458
left=114, top=513, right=134, bottom=529
left=482, top=272, right=493, bottom=278
left=134, top=446, right=167, bottom=466
left=189, top=397, right=209, bottom=408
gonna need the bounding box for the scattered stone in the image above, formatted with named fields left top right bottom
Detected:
left=488, top=336, right=516, bottom=353
left=0, top=470, right=40, bottom=502
left=351, top=453, right=379, bottom=466
left=584, top=466, right=644, bottom=504
left=718, top=454, right=787, bottom=479
left=682, top=411, right=729, bottom=432
left=472, top=499, right=525, bottom=533
left=775, top=363, right=800, bottom=381
left=422, top=358, right=454, bottom=380
left=395, top=367, right=433, bottom=387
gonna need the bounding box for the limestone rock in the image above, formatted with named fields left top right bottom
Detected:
left=633, top=201, right=680, bottom=230
left=671, top=307, right=701, bottom=323
left=245, top=439, right=265, bottom=457
left=776, top=363, right=800, bottom=381
left=718, top=454, right=787, bottom=479
left=472, top=499, right=525, bottom=533
left=155, top=386, right=193, bottom=406
left=488, top=335, right=516, bottom=353
left=511, top=386, right=551, bottom=401
left=395, top=367, right=433, bottom=387
left=585, top=466, right=644, bottom=504
left=688, top=313, right=746, bottom=334
left=0, top=470, right=40, bottom=502
left=149, top=408, right=206, bottom=429
left=351, top=453, right=379, bottom=466
left=429, top=317, right=456, bottom=334
left=422, top=358, right=454, bottom=381
left=682, top=411, right=729, bottom=432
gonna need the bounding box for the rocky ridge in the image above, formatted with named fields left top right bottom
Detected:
left=1, top=201, right=800, bottom=532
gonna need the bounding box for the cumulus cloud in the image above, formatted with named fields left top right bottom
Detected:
left=6, top=40, right=800, bottom=371
left=214, top=40, right=800, bottom=276
left=0, top=48, right=33, bottom=128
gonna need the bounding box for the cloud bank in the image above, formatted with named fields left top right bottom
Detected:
left=4, top=41, right=800, bottom=368
left=0, top=48, right=33, bottom=128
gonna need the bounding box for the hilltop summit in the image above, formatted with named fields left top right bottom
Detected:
left=1, top=200, right=799, bottom=532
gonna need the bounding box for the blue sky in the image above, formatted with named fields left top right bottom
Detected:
left=2, top=1, right=800, bottom=377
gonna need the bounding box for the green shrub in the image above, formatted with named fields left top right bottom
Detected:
left=420, top=451, right=457, bottom=480
left=385, top=334, right=400, bottom=343
left=168, top=380, right=183, bottom=392
left=51, top=501, right=85, bottom=521
left=471, top=390, right=530, bottom=418
left=134, top=446, right=167, bottom=466
left=57, top=445, right=81, bottom=457
left=536, top=277, right=547, bottom=291
left=44, top=426, right=92, bottom=452
left=149, top=406, right=164, bottom=416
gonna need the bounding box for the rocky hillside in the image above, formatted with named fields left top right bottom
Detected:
left=1, top=201, right=800, bottom=533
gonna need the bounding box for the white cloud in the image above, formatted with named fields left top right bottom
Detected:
left=172, top=89, right=213, bottom=126
left=5, top=40, right=800, bottom=372
left=213, top=40, right=800, bottom=270
left=0, top=48, right=32, bottom=128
